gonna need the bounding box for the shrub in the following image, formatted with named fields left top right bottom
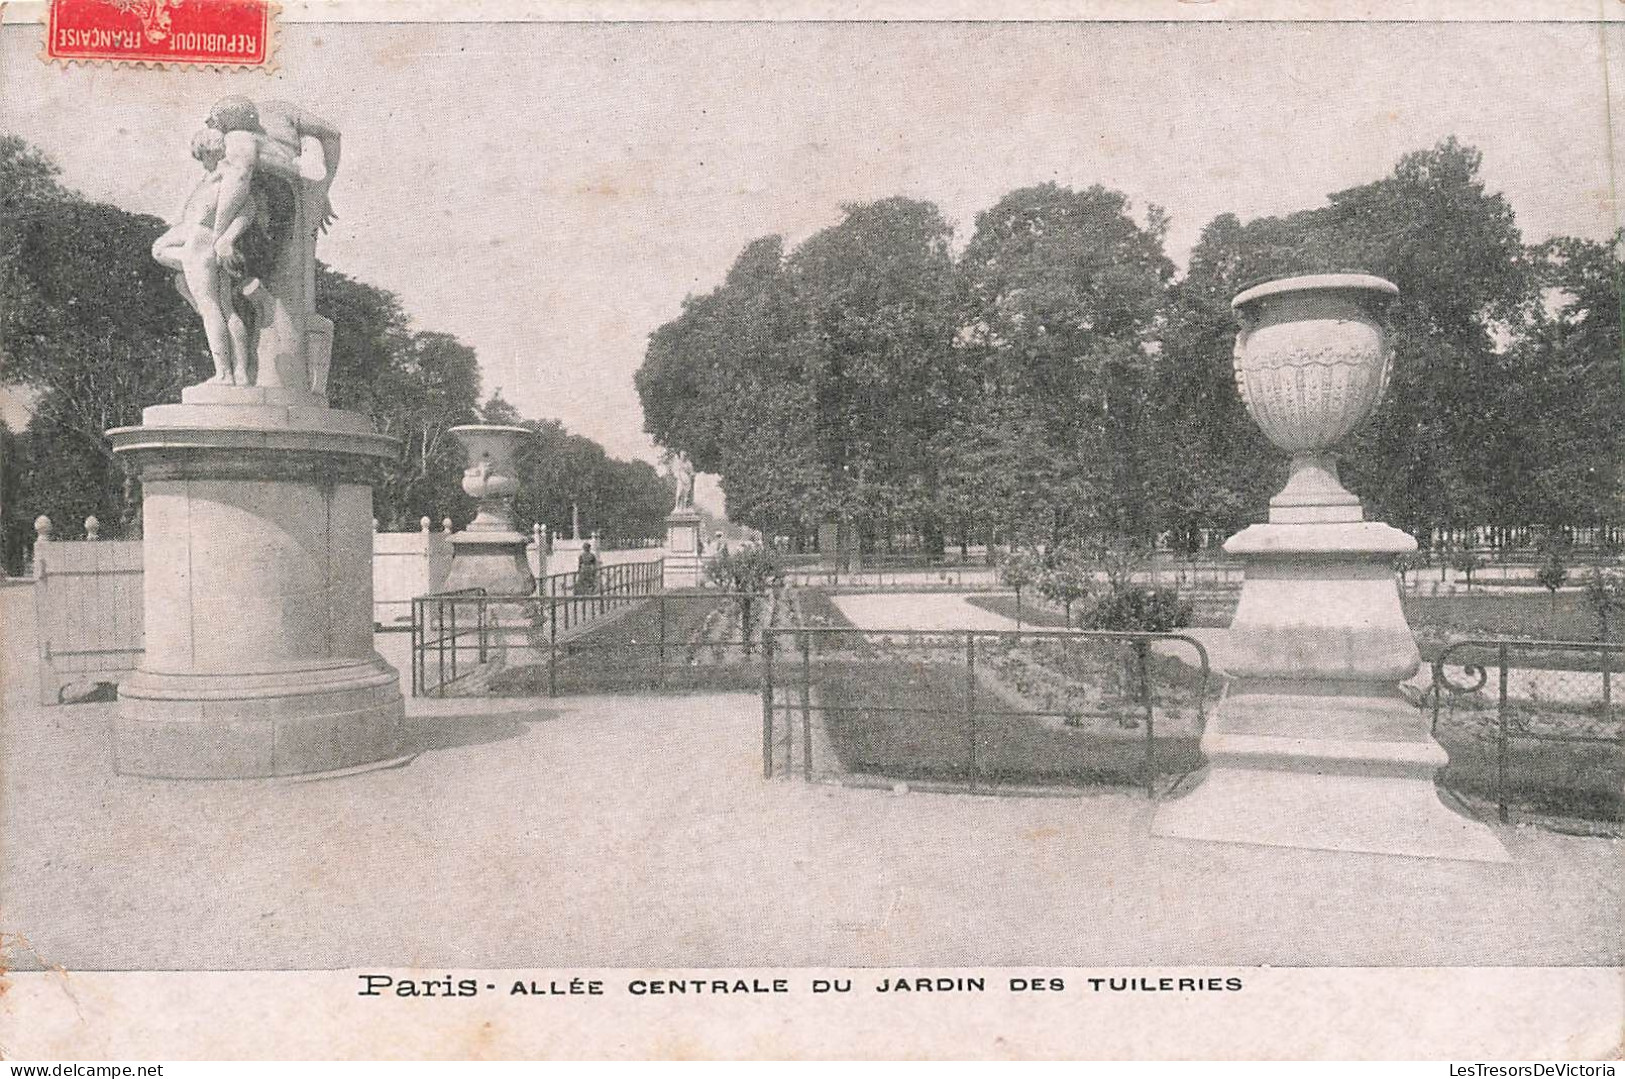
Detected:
left=703, top=545, right=786, bottom=655
left=997, top=547, right=1044, bottom=627
left=1581, top=566, right=1624, bottom=642
left=1395, top=552, right=1423, bottom=590
left=1085, top=586, right=1193, bottom=633
left=1450, top=544, right=1485, bottom=591
left=1035, top=547, right=1093, bottom=628
left=1536, top=551, right=1570, bottom=611
left=704, top=544, right=786, bottom=594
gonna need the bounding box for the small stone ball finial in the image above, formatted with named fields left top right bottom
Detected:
left=372, top=517, right=380, bottom=533
left=420, top=515, right=432, bottom=533
left=34, top=515, right=52, bottom=539
left=84, top=516, right=100, bottom=540
left=443, top=517, right=454, bottom=534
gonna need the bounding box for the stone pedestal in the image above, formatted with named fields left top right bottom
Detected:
left=1150, top=273, right=1506, bottom=862
left=1151, top=523, right=1508, bottom=862
left=664, top=508, right=704, bottom=589
left=107, top=396, right=405, bottom=779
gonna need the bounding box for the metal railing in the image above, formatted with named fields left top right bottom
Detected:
left=1430, top=637, right=1623, bottom=822
left=760, top=626, right=1214, bottom=796
left=410, top=586, right=772, bottom=698
left=409, top=587, right=490, bottom=697
left=537, top=560, right=664, bottom=635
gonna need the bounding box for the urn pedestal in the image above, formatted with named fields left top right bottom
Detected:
left=108, top=394, right=405, bottom=779
left=443, top=425, right=536, bottom=597
left=1150, top=275, right=1506, bottom=862
left=664, top=507, right=704, bottom=589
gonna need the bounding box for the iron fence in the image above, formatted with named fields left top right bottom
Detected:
left=537, top=559, right=664, bottom=634
left=760, top=626, right=1215, bottom=797
left=411, top=587, right=775, bottom=698
left=1430, top=637, right=1623, bottom=823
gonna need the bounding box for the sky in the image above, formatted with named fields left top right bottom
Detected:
left=3, top=16, right=1623, bottom=511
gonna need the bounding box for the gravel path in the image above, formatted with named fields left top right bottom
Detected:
left=831, top=591, right=1026, bottom=632
left=2, top=586, right=1618, bottom=970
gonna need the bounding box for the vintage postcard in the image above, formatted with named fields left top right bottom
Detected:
left=1, top=0, right=1621, bottom=1062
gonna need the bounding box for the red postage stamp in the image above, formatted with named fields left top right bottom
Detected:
left=44, top=0, right=276, bottom=68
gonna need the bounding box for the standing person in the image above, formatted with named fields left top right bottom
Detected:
left=576, top=541, right=600, bottom=594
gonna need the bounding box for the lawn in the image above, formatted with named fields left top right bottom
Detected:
left=796, top=589, right=1210, bottom=791
left=485, top=590, right=774, bottom=696
left=1404, top=591, right=1608, bottom=644
left=1433, top=701, right=1623, bottom=822
left=812, top=657, right=1203, bottom=791
left=1406, top=592, right=1619, bottom=673
left=967, top=590, right=1236, bottom=629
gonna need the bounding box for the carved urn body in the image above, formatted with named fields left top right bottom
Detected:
left=452, top=424, right=528, bottom=534
left=443, top=424, right=535, bottom=596
left=1231, top=274, right=1397, bottom=524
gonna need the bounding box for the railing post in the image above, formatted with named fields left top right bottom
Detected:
left=966, top=632, right=977, bottom=791
left=799, top=630, right=812, bottom=780
left=1430, top=658, right=1443, bottom=735
left=548, top=596, right=559, bottom=698
left=435, top=598, right=447, bottom=698
left=1602, top=637, right=1613, bottom=715
left=410, top=598, right=420, bottom=697
left=657, top=595, right=667, bottom=689
left=1497, top=641, right=1510, bottom=824
left=449, top=600, right=459, bottom=684
left=1138, top=639, right=1156, bottom=799
left=761, top=628, right=775, bottom=778
left=478, top=599, right=488, bottom=664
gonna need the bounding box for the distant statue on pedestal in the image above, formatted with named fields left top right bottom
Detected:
left=152, top=95, right=342, bottom=397
left=667, top=452, right=696, bottom=512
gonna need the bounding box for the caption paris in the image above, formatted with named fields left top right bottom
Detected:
left=357, top=974, right=1244, bottom=997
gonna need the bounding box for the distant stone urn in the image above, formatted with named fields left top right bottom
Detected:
left=451, top=424, right=529, bottom=534
left=1230, top=273, right=1399, bottom=524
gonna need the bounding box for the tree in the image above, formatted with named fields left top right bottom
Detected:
left=1508, top=235, right=1625, bottom=532
left=2, top=195, right=206, bottom=534
left=1450, top=543, right=1484, bottom=592
left=1036, top=546, right=1094, bottom=628
left=502, top=415, right=669, bottom=547
left=369, top=329, right=482, bottom=529
left=1536, top=549, right=1570, bottom=613
left=956, top=183, right=1174, bottom=546
left=1581, top=566, right=1624, bottom=709
left=703, top=544, right=786, bottom=655
left=997, top=546, right=1043, bottom=629
left=639, top=200, right=965, bottom=548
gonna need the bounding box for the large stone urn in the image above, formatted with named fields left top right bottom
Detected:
left=443, top=425, right=535, bottom=597
left=1151, top=274, right=1506, bottom=861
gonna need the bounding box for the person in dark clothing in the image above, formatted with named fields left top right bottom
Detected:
left=576, top=541, right=600, bottom=594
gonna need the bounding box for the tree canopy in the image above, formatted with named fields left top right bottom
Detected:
left=637, top=137, right=1624, bottom=553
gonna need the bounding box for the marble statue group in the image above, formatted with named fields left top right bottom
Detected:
left=151, top=95, right=340, bottom=395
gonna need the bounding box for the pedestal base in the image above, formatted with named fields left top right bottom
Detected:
left=114, top=657, right=404, bottom=779
left=445, top=533, right=534, bottom=597
left=1152, top=515, right=1508, bottom=862
left=108, top=398, right=404, bottom=781
left=1152, top=764, right=1510, bottom=863
left=1150, top=681, right=1507, bottom=862
left=665, top=508, right=704, bottom=588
